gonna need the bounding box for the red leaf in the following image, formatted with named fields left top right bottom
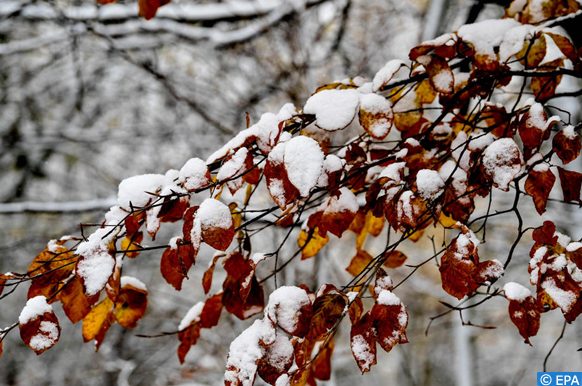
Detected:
left=350, top=313, right=377, bottom=373
left=222, top=253, right=264, bottom=319
left=418, top=54, right=454, bottom=95
left=138, top=0, right=170, bottom=20
left=202, top=254, right=222, bottom=294
left=508, top=297, right=540, bottom=344
left=557, top=167, right=582, bottom=204
left=198, top=198, right=235, bottom=251
left=19, top=296, right=61, bottom=355
left=439, top=231, right=481, bottom=299
left=257, top=334, right=294, bottom=385
left=525, top=166, right=556, bottom=214
left=553, top=126, right=581, bottom=164
left=518, top=103, right=550, bottom=158
left=158, top=196, right=189, bottom=223
left=370, top=291, right=408, bottom=353
left=160, top=240, right=195, bottom=291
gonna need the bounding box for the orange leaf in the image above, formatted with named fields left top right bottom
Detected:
left=113, top=277, right=148, bottom=329
left=383, top=250, right=408, bottom=268
left=58, top=275, right=99, bottom=323
left=309, top=292, right=346, bottom=339
left=346, top=250, right=373, bottom=277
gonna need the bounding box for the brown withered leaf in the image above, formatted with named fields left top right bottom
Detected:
left=346, top=250, right=373, bottom=277
left=160, top=240, right=195, bottom=291
left=553, top=127, right=581, bottom=164
left=348, top=296, right=364, bottom=325
left=557, top=167, right=582, bottom=204
left=518, top=32, right=546, bottom=69
left=309, top=292, right=346, bottom=339
left=19, top=296, right=61, bottom=355
left=525, top=166, right=556, bottom=214
left=531, top=71, right=562, bottom=102
left=383, top=250, right=408, bottom=268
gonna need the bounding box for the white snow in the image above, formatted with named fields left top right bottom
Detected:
left=432, top=69, right=454, bottom=93
left=457, top=19, right=521, bottom=61
left=372, top=59, right=406, bottom=91
left=178, top=301, right=204, bottom=331
left=527, top=102, right=547, bottom=130
left=566, top=242, right=582, bottom=252
left=179, top=158, right=210, bottom=191
left=224, top=318, right=276, bottom=386
left=303, top=89, right=360, bottom=131
left=29, top=320, right=59, bottom=351
left=117, top=174, right=166, bottom=209
left=379, top=162, right=406, bottom=183
left=481, top=138, right=523, bottom=190
left=75, top=228, right=116, bottom=296
left=416, top=169, right=444, bottom=201
left=503, top=282, right=531, bottom=301
left=217, top=147, right=248, bottom=182
left=283, top=136, right=324, bottom=197
left=197, top=198, right=233, bottom=230
left=19, top=296, right=52, bottom=324
left=377, top=290, right=401, bottom=306
left=554, top=231, right=571, bottom=247
left=499, top=24, right=535, bottom=62
left=265, top=286, right=311, bottom=334
left=275, top=374, right=290, bottom=386
left=323, top=187, right=359, bottom=215
left=542, top=278, right=576, bottom=312
left=120, top=276, right=147, bottom=292
left=562, top=125, right=577, bottom=140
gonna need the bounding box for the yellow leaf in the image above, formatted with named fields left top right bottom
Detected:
left=407, top=228, right=424, bottom=242
left=120, top=236, right=142, bottom=258
left=438, top=212, right=457, bottom=228
left=298, top=228, right=329, bottom=259
left=82, top=297, right=113, bottom=343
